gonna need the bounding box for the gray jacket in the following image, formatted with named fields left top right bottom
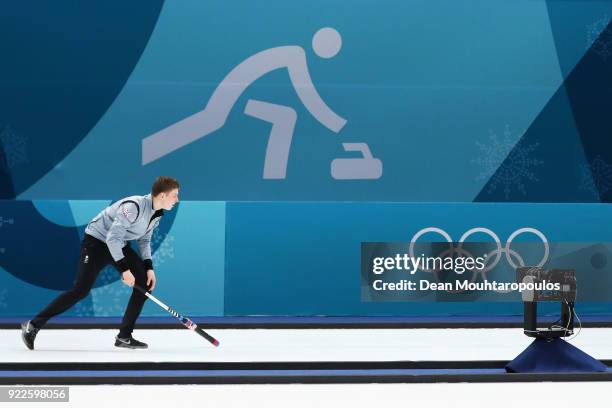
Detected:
left=84, top=194, right=163, bottom=271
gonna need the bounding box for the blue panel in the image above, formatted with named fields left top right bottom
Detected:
left=225, top=202, right=612, bottom=315
left=0, top=200, right=217, bottom=317
left=140, top=201, right=226, bottom=316
left=15, top=0, right=563, bottom=201
left=0, top=1, right=163, bottom=198
left=546, top=1, right=612, bottom=79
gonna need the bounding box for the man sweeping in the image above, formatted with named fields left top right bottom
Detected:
left=21, top=176, right=180, bottom=350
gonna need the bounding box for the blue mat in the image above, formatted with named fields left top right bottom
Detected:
left=506, top=338, right=608, bottom=373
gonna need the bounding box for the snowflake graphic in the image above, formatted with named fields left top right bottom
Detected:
left=97, top=265, right=121, bottom=285
left=579, top=155, right=612, bottom=198
left=473, top=125, right=543, bottom=199
left=90, top=266, right=131, bottom=317
left=0, top=216, right=13, bottom=254
left=587, top=14, right=612, bottom=61
left=0, top=126, right=28, bottom=170
left=0, top=217, right=14, bottom=228
left=152, top=230, right=175, bottom=268
left=0, top=288, right=7, bottom=310
left=72, top=297, right=94, bottom=317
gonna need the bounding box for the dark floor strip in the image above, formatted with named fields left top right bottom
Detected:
left=2, top=370, right=612, bottom=385
left=2, top=360, right=612, bottom=371
left=2, top=315, right=612, bottom=329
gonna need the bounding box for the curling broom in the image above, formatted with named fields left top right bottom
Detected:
left=132, top=283, right=219, bottom=347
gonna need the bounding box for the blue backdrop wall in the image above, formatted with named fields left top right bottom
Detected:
left=1, top=200, right=611, bottom=317
left=2, top=1, right=612, bottom=319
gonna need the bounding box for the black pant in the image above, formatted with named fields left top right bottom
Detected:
left=32, top=235, right=150, bottom=338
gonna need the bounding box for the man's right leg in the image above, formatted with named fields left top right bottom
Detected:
left=23, top=237, right=110, bottom=349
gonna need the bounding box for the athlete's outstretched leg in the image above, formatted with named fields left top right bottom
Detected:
left=22, top=236, right=110, bottom=349
left=32, top=237, right=109, bottom=328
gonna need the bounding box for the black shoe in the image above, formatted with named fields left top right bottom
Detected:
left=114, top=335, right=148, bottom=349
left=21, top=321, right=39, bottom=350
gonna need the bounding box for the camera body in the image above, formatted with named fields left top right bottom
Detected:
left=516, top=267, right=577, bottom=339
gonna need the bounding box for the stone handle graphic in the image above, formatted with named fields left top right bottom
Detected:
left=331, top=143, right=383, bottom=180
